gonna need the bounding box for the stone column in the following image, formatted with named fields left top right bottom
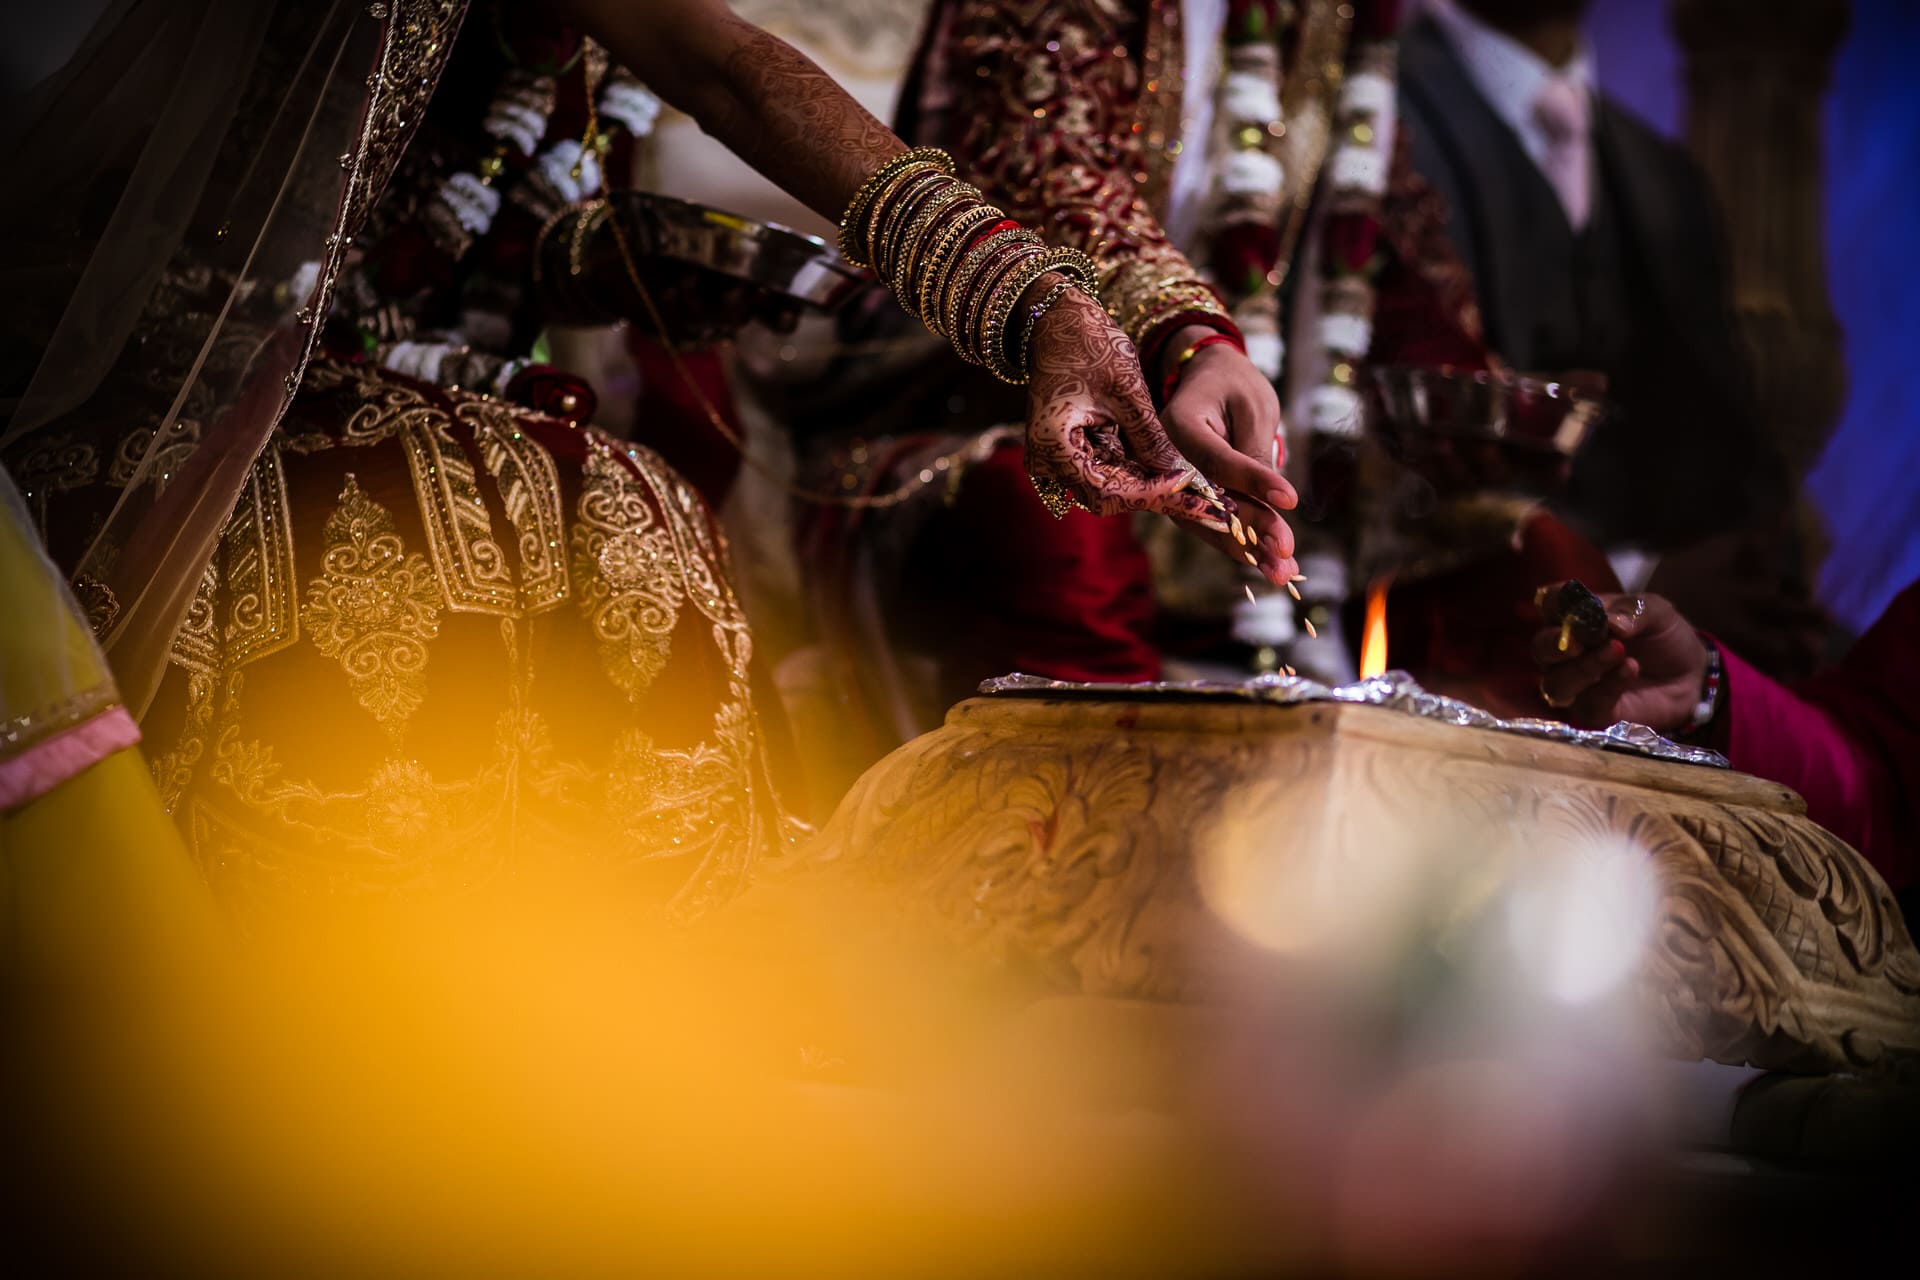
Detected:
left=1670, top=0, right=1850, bottom=479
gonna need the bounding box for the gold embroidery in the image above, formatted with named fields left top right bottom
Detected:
left=607, top=434, right=753, bottom=674
left=303, top=474, right=442, bottom=736
left=404, top=415, right=520, bottom=614
left=70, top=572, right=122, bottom=638
left=572, top=434, right=683, bottom=701
left=305, top=362, right=569, bottom=617
left=170, top=561, right=221, bottom=674
left=13, top=437, right=99, bottom=532
left=109, top=419, right=203, bottom=492
left=149, top=669, right=217, bottom=814
left=280, top=2, right=471, bottom=407
left=603, top=715, right=757, bottom=911
left=222, top=442, right=300, bottom=667
left=458, top=395, right=568, bottom=612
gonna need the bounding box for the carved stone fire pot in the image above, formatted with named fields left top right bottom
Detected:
left=804, top=694, right=1920, bottom=1077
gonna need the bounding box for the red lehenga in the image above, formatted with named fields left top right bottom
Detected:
left=3, top=1, right=796, bottom=915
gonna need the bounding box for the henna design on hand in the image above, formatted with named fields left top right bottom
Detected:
left=1023, top=288, right=1196, bottom=517
left=1024, top=291, right=1301, bottom=582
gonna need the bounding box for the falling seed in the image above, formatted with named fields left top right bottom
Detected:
left=1286, top=581, right=1301, bottom=601
left=1304, top=617, right=1317, bottom=639
left=1557, top=619, right=1573, bottom=653
left=1243, top=551, right=1259, bottom=567
left=1284, top=664, right=1296, bottom=677
left=1229, top=514, right=1246, bottom=544
left=1291, top=573, right=1307, bottom=583
left=1244, top=585, right=1256, bottom=604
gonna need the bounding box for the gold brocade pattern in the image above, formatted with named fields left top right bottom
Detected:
left=222, top=443, right=301, bottom=667
left=303, top=474, right=443, bottom=736
left=170, top=564, right=221, bottom=675
left=572, top=434, right=685, bottom=701
left=132, top=360, right=785, bottom=914
left=459, top=397, right=569, bottom=612
left=299, top=361, right=573, bottom=616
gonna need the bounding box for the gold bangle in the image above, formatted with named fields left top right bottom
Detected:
left=1130, top=291, right=1232, bottom=353
left=981, top=254, right=1060, bottom=383
left=985, top=248, right=1098, bottom=382
left=1120, top=283, right=1226, bottom=347
left=960, top=241, right=1036, bottom=362
left=870, top=168, right=950, bottom=280
left=942, top=228, right=1039, bottom=342
left=914, top=204, right=1002, bottom=334
left=895, top=187, right=984, bottom=306
left=838, top=147, right=953, bottom=267
left=1015, top=276, right=1081, bottom=377
left=882, top=182, right=977, bottom=309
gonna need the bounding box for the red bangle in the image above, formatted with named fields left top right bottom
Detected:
left=963, top=218, right=1020, bottom=254
left=1160, top=334, right=1242, bottom=401
left=1137, top=309, right=1243, bottom=380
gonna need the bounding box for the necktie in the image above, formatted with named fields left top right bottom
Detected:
left=1533, top=76, right=1592, bottom=231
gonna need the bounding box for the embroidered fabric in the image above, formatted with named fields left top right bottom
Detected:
left=1, top=0, right=467, bottom=717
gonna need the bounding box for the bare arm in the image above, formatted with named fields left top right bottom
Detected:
left=553, top=0, right=903, bottom=221
left=548, top=0, right=1276, bottom=544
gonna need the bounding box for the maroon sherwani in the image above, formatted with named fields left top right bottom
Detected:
left=1711, top=580, right=1920, bottom=893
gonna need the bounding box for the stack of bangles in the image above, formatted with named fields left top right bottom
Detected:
left=838, top=148, right=1099, bottom=384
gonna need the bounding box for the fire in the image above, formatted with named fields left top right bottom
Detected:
left=1358, top=576, right=1391, bottom=678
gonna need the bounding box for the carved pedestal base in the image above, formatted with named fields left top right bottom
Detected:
left=804, top=696, right=1920, bottom=1076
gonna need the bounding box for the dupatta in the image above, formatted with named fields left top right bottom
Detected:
left=0, top=0, right=467, bottom=718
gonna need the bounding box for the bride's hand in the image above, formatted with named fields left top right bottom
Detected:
left=1156, top=325, right=1298, bottom=583
left=1023, top=288, right=1297, bottom=582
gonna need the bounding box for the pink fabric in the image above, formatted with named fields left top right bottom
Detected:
left=0, top=707, right=141, bottom=811
left=1717, top=579, right=1920, bottom=892
left=1533, top=77, right=1592, bottom=230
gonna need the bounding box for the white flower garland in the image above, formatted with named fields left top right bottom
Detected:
left=1308, top=41, right=1400, bottom=439
left=1206, top=17, right=1290, bottom=381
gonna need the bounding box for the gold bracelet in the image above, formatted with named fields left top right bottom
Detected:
left=1119, top=283, right=1226, bottom=347
left=975, top=245, right=1052, bottom=376
left=956, top=239, right=1036, bottom=364
left=1129, top=291, right=1232, bottom=353
left=983, top=248, right=1098, bottom=382
left=882, top=182, right=977, bottom=309
left=942, top=228, right=1040, bottom=343
left=914, top=204, right=1002, bottom=335
left=894, top=187, right=985, bottom=310
left=838, top=147, right=952, bottom=267
left=870, top=168, right=950, bottom=281
left=1014, top=276, right=1081, bottom=377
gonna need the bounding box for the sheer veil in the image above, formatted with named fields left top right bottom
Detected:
left=1, top=0, right=464, bottom=717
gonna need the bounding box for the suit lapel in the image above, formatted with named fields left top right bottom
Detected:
left=1399, top=16, right=1562, bottom=367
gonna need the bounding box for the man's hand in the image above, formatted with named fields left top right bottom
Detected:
left=1532, top=588, right=1709, bottom=730
left=1024, top=289, right=1297, bottom=582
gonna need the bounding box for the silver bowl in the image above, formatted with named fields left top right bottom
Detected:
left=537, top=191, right=866, bottom=346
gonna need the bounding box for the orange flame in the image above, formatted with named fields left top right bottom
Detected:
left=1358, top=576, right=1391, bottom=678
